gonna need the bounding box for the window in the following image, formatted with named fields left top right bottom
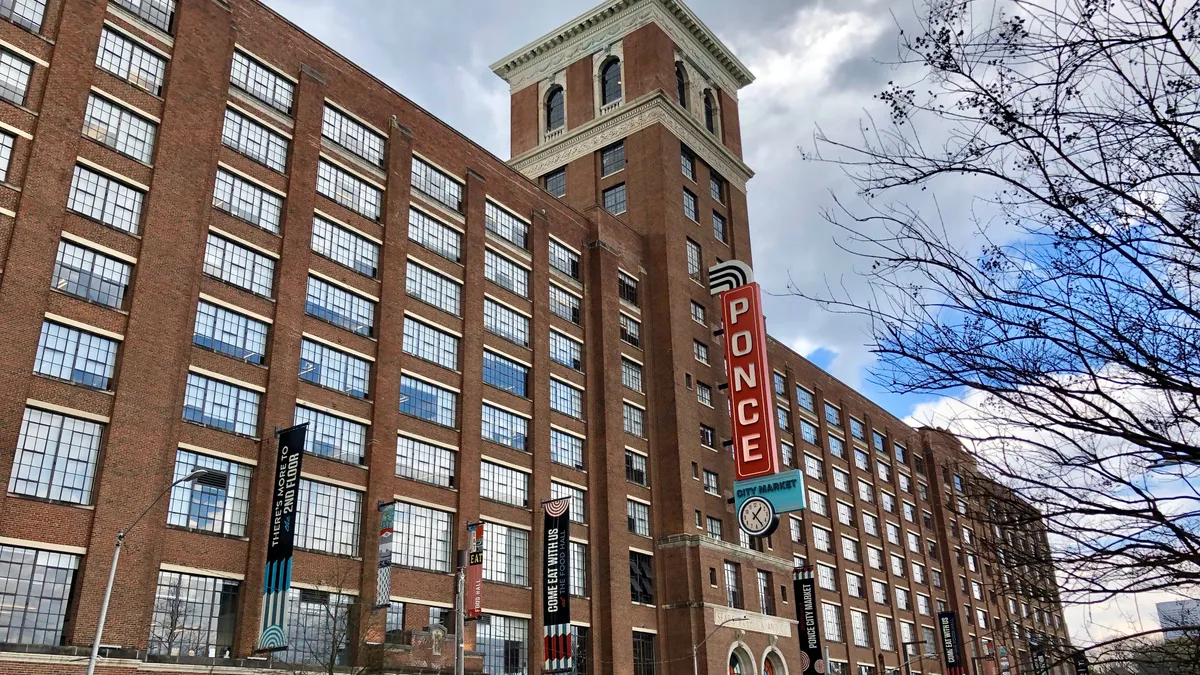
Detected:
left=776, top=406, right=790, bottom=432
left=213, top=169, right=283, bottom=233
left=317, top=159, right=382, bottom=221
left=800, top=419, right=818, bottom=446
left=851, top=610, right=872, bottom=648
left=907, top=531, right=921, bottom=553
left=703, top=90, right=717, bottom=133
left=842, top=536, right=860, bottom=562
left=399, top=375, right=457, bottom=428
left=702, top=470, right=719, bottom=495
left=781, top=441, right=795, bottom=467
left=552, top=482, right=586, bottom=523
left=690, top=301, right=707, bottom=325
left=972, top=580, right=983, bottom=600
left=544, top=168, right=566, bottom=197
left=817, top=564, right=838, bottom=591
left=549, top=330, right=582, bottom=371
left=804, top=454, right=824, bottom=481
left=624, top=402, right=645, bottom=437
left=898, top=474, right=913, bottom=495
left=855, top=449, right=870, bottom=471
left=483, top=522, right=528, bottom=586
left=299, top=338, right=370, bottom=399
left=712, top=212, right=726, bottom=242
left=680, top=188, right=701, bottom=223
left=676, top=63, right=687, bottom=107
left=858, top=480, right=875, bottom=504
left=570, top=542, right=588, bottom=597
left=481, top=403, right=527, bottom=450
left=724, top=562, right=743, bottom=608
left=601, top=142, right=625, bottom=176
left=411, top=157, right=463, bottom=212
left=622, top=358, right=643, bottom=391
left=685, top=238, right=702, bottom=281
left=603, top=183, right=627, bottom=214
left=547, top=241, right=582, bottom=283
left=697, top=382, right=713, bottom=407
left=863, top=513, right=879, bottom=537
left=627, top=499, right=650, bottom=536
left=850, top=417, right=864, bottom=440
left=221, top=107, right=286, bottom=171
left=96, top=27, right=166, bottom=95
left=601, top=58, right=622, bottom=105
left=0, top=48, right=31, bottom=105
left=681, top=145, right=695, bottom=179
left=619, top=313, right=641, bottom=348
left=406, top=261, right=462, bottom=316
left=633, top=631, right=656, bottom=675
left=204, top=234, right=275, bottom=297
left=917, top=594, right=931, bottom=616
left=112, top=0, right=175, bottom=31
left=873, top=430, right=886, bottom=453
left=295, top=478, right=362, bottom=556
left=706, top=516, right=723, bottom=540
left=886, top=522, right=901, bottom=545
left=67, top=164, right=144, bottom=234
left=322, top=104, right=385, bottom=167
left=297, top=405, right=366, bottom=465
left=482, top=350, right=528, bottom=397
left=402, top=315, right=459, bottom=370
left=882, top=492, right=897, bottom=513
left=84, top=93, right=157, bottom=163
left=693, top=340, right=709, bottom=364
left=385, top=603, right=405, bottom=645
left=230, top=50, right=293, bottom=114
left=847, top=572, right=864, bottom=598
left=545, top=86, right=565, bottom=131
left=182, top=373, right=260, bottom=436
left=549, top=283, right=581, bottom=324
left=52, top=239, right=132, bottom=308
left=166, top=449, right=250, bottom=536
left=408, top=207, right=462, bottom=262
left=808, top=489, right=828, bottom=516
left=832, top=468, right=850, bottom=493
left=796, top=386, right=815, bottom=411
left=280, top=588, right=352, bottom=666
left=757, top=570, right=775, bottom=616
left=392, top=501, right=453, bottom=572
left=932, top=569, right=943, bottom=588
left=896, top=586, right=912, bottom=610
left=812, top=526, right=832, bottom=553
left=878, top=461, right=893, bottom=483
left=822, top=603, right=844, bottom=643
left=825, top=402, right=841, bottom=426
left=877, top=616, right=895, bottom=652
left=476, top=614, right=529, bottom=675
left=710, top=173, right=724, bottom=202
left=395, top=433, right=455, bottom=488
left=193, top=301, right=267, bottom=365
left=903, top=501, right=917, bottom=522
left=828, top=434, right=844, bottom=458
left=485, top=201, right=529, bottom=250
left=34, top=320, right=118, bottom=389
left=485, top=249, right=530, bottom=298
left=311, top=216, right=378, bottom=278
left=8, top=407, right=101, bottom=505
left=485, top=298, right=530, bottom=347
left=872, top=579, right=889, bottom=605
left=305, top=275, right=374, bottom=336
left=890, top=554, right=906, bottom=578
left=551, top=378, right=584, bottom=418
left=895, top=443, right=908, bottom=464
left=626, top=449, right=647, bottom=485
left=837, top=501, right=855, bottom=526
left=148, top=570, right=238, bottom=658
left=0, top=0, right=43, bottom=31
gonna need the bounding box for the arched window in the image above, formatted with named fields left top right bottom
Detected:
left=729, top=653, right=747, bottom=675
left=546, top=86, right=564, bottom=131
left=601, top=58, right=622, bottom=106
left=704, top=90, right=717, bottom=133
left=676, top=62, right=687, bottom=108
left=762, top=655, right=779, bottom=675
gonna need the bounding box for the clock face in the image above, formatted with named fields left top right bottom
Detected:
left=739, top=496, right=775, bottom=536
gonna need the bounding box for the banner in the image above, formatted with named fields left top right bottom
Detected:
left=793, top=566, right=824, bottom=675
left=938, top=611, right=966, bottom=675
left=256, top=423, right=307, bottom=652
left=1031, top=647, right=1051, bottom=675
left=542, top=498, right=572, bottom=674
left=376, top=502, right=395, bottom=609
left=1072, top=651, right=1089, bottom=675
left=466, top=522, right=484, bottom=619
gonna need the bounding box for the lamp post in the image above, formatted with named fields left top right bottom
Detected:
left=900, top=640, right=932, bottom=675
left=85, top=468, right=219, bottom=675
left=692, top=615, right=748, bottom=675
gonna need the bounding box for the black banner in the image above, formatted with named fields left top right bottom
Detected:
left=256, top=423, right=307, bottom=651
left=938, top=611, right=966, bottom=675
left=542, top=498, right=572, bottom=673
left=1032, top=647, right=1051, bottom=675
left=793, top=567, right=824, bottom=675
left=1072, top=651, right=1089, bottom=675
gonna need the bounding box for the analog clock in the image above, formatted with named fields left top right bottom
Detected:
left=738, top=495, right=778, bottom=537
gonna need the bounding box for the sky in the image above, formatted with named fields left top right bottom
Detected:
left=258, top=0, right=1175, bottom=645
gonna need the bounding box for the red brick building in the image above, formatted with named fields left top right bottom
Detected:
left=0, top=0, right=1070, bottom=674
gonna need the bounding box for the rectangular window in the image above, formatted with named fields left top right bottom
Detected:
left=833, top=468, right=850, bottom=493
left=877, top=616, right=895, bottom=652
left=800, top=419, right=818, bottom=446
left=280, top=588, right=353, bottom=666
left=874, top=430, right=886, bottom=453
left=846, top=572, right=864, bottom=598
left=711, top=174, right=724, bottom=202
left=723, top=562, right=743, bottom=608
left=299, top=338, right=370, bottom=399
left=549, top=239, right=580, bottom=280
left=812, top=526, right=831, bottom=552
left=166, top=449, right=251, bottom=536
left=633, top=631, right=657, bottom=675
left=84, top=93, right=157, bottom=163
left=402, top=315, right=458, bottom=371
left=550, top=330, right=583, bottom=371
left=872, top=579, right=889, bottom=605
left=549, top=283, right=582, bottom=324
left=863, top=513, right=879, bottom=537
left=317, top=159, right=382, bottom=221
left=52, top=239, right=132, bottom=308
left=477, top=615, right=529, bottom=675
left=825, top=402, right=841, bottom=426
left=706, top=516, right=723, bottom=540
left=822, top=603, right=844, bottom=643
left=485, top=248, right=530, bottom=298
left=896, top=443, right=908, bottom=464
left=686, top=238, right=702, bottom=281
left=702, top=469, right=719, bottom=495
left=683, top=188, right=698, bottom=221
left=796, top=386, right=814, bottom=411
left=230, top=50, right=293, bottom=115
left=305, top=275, right=374, bottom=336
left=183, top=373, right=259, bottom=435
left=408, top=207, right=462, bottom=263
left=851, top=610, right=872, bottom=648
left=552, top=429, right=585, bottom=471
left=484, top=298, right=530, bottom=347
left=850, top=417, right=865, bottom=440
left=817, top=563, right=838, bottom=591
left=804, top=454, right=824, bottom=481
left=322, top=104, right=385, bottom=167
left=482, top=350, right=529, bottom=397
left=619, top=315, right=641, bottom=351
left=483, top=521, right=528, bottom=586
left=712, top=211, right=726, bottom=242
left=212, top=169, right=283, bottom=233
left=601, top=142, right=625, bottom=177
left=570, top=543, right=588, bottom=597
left=550, top=378, right=583, bottom=417
left=411, top=157, right=463, bottom=212
left=148, top=570, right=238, bottom=658
left=700, top=423, right=715, bottom=448
left=392, top=501, right=453, bottom=572
left=484, top=201, right=529, bottom=250
left=776, top=406, right=790, bottom=432
left=68, top=164, right=144, bottom=234
left=96, top=27, right=166, bottom=95
left=603, top=183, right=626, bottom=214
left=193, top=300, right=268, bottom=365
left=0, top=48, right=32, bottom=105
left=625, top=448, right=647, bottom=485
left=481, top=403, right=527, bottom=450
left=395, top=433, right=454, bottom=488
left=855, top=449, right=870, bottom=471
left=629, top=551, right=654, bottom=602
left=0, top=0, right=44, bottom=32
left=113, top=0, right=174, bottom=32
left=296, top=405, right=365, bottom=465
left=399, top=375, right=458, bottom=428
left=480, top=460, right=529, bottom=508
left=693, top=340, right=709, bottom=364
left=551, top=481, right=586, bottom=524
left=878, top=461, right=892, bottom=482
left=624, top=402, right=645, bottom=437
left=627, top=499, right=650, bottom=536
left=808, top=490, right=828, bottom=516
left=621, top=358, right=643, bottom=392
left=837, top=501, right=854, bottom=526
left=828, top=434, right=844, bottom=457
left=790, top=517, right=804, bottom=544
left=34, top=320, right=118, bottom=389
left=858, top=480, right=875, bottom=504
left=544, top=168, right=566, bottom=198
left=204, top=234, right=274, bottom=297
left=312, top=215, right=377, bottom=278
left=9, top=407, right=102, bottom=504
left=221, top=107, right=286, bottom=171
left=0, top=544, right=78, bottom=646
left=406, top=260, right=462, bottom=316
left=691, top=300, right=706, bottom=324
left=842, top=536, right=860, bottom=562
left=681, top=145, right=695, bottom=179
left=697, top=382, right=713, bottom=407
left=295, top=478, right=362, bottom=556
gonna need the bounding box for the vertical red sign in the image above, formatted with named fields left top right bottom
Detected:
left=465, top=522, right=484, bottom=619
left=720, top=282, right=780, bottom=480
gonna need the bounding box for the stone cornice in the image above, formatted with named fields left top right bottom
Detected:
left=490, top=0, right=754, bottom=98
left=658, top=533, right=793, bottom=571
left=508, top=90, right=754, bottom=193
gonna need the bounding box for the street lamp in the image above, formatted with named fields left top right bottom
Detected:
left=900, top=640, right=934, bottom=675
left=85, top=468, right=219, bottom=675
left=692, top=614, right=748, bottom=675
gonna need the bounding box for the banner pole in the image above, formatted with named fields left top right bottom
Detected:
left=455, top=551, right=465, bottom=675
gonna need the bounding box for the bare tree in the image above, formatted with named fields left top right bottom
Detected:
left=277, top=562, right=388, bottom=675
left=800, top=0, right=1200, bottom=663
